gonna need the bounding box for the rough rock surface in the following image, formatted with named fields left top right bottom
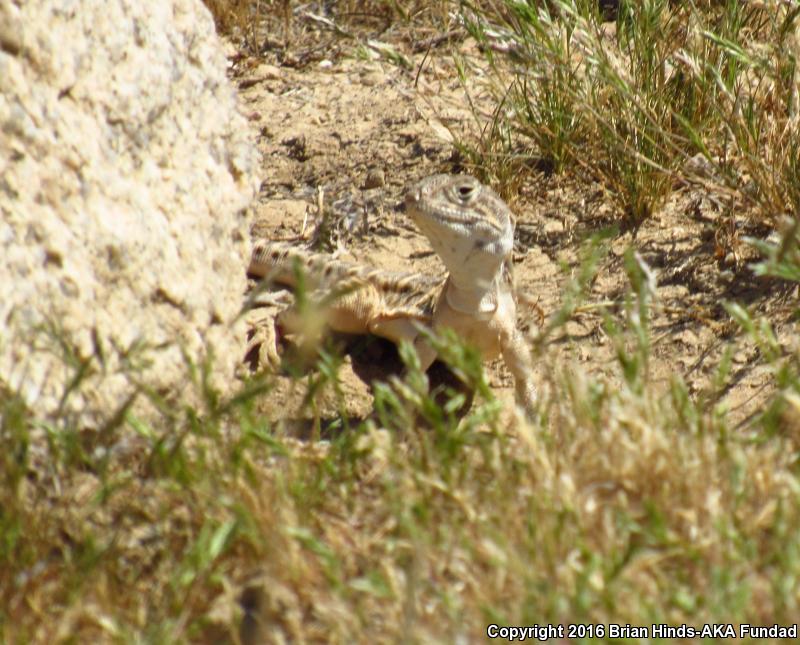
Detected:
left=0, top=0, right=258, bottom=426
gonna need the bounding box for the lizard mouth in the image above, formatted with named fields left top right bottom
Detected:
left=405, top=193, right=470, bottom=227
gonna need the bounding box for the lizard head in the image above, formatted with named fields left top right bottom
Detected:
left=404, top=174, right=515, bottom=292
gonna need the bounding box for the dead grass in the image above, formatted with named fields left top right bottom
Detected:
left=202, top=0, right=457, bottom=62
left=4, top=240, right=800, bottom=641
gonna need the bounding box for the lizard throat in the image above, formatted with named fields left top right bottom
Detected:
left=443, top=276, right=498, bottom=316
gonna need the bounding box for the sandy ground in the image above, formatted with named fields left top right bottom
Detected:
left=226, top=29, right=794, bottom=431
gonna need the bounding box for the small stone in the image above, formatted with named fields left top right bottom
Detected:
left=360, top=69, right=385, bottom=87
left=256, top=63, right=281, bottom=79
left=363, top=168, right=385, bottom=190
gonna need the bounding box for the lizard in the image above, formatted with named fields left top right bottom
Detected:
left=245, top=174, right=537, bottom=417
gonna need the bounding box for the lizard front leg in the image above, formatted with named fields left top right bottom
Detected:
left=499, top=326, right=537, bottom=419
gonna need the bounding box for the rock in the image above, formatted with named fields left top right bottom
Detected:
left=363, top=168, right=385, bottom=189
left=0, top=0, right=258, bottom=427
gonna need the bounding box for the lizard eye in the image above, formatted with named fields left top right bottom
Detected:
left=455, top=182, right=476, bottom=201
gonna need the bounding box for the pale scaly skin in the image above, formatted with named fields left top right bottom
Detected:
left=246, top=174, right=537, bottom=416
left=404, top=174, right=537, bottom=416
